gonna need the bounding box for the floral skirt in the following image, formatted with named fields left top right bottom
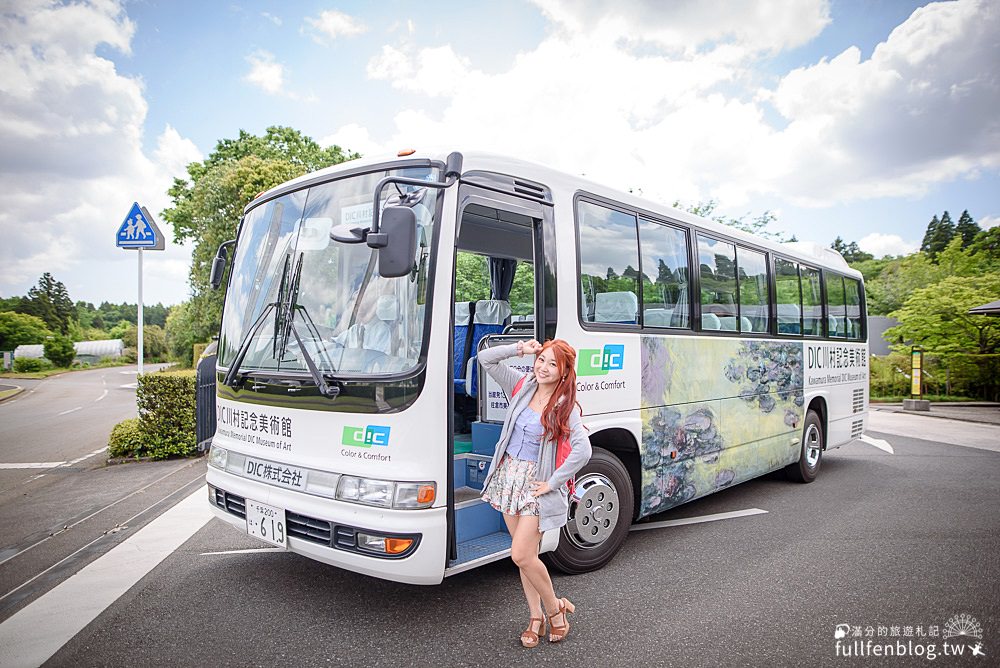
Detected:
left=481, top=454, right=539, bottom=516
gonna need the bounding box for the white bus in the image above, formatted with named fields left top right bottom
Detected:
left=205, top=150, right=868, bottom=584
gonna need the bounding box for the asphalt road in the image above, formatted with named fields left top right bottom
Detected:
left=1, top=378, right=997, bottom=668
left=0, top=409, right=993, bottom=667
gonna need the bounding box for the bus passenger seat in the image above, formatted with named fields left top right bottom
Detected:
left=453, top=301, right=475, bottom=394
left=594, top=291, right=638, bottom=324
left=741, top=316, right=753, bottom=332
left=465, top=300, right=512, bottom=397
left=701, top=313, right=722, bottom=330
left=644, top=308, right=673, bottom=327
left=718, top=316, right=737, bottom=331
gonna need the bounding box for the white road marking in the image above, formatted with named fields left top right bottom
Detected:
left=858, top=433, right=894, bottom=454
left=94, top=389, right=108, bottom=402
left=630, top=507, right=768, bottom=532
left=56, top=406, right=82, bottom=416
left=0, top=462, right=65, bottom=470
left=0, top=489, right=211, bottom=668
left=201, top=547, right=286, bottom=556
left=0, top=448, right=106, bottom=472
left=120, top=382, right=137, bottom=389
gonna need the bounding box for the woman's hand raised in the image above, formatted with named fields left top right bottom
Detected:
left=517, top=339, right=543, bottom=356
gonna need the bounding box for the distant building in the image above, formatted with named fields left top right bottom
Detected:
left=867, top=316, right=899, bottom=356
left=14, top=339, right=124, bottom=363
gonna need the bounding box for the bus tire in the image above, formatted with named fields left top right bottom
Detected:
left=785, top=409, right=823, bottom=483
left=545, top=447, right=633, bottom=575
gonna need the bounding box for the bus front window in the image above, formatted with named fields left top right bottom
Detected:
left=219, top=168, right=439, bottom=380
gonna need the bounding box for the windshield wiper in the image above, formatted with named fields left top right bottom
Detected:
left=286, top=318, right=340, bottom=398
left=223, top=302, right=278, bottom=390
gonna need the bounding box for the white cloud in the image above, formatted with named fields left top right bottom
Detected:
left=0, top=0, right=201, bottom=305
left=320, top=123, right=388, bottom=158
left=532, top=0, right=831, bottom=55
left=243, top=50, right=284, bottom=95
left=980, top=215, right=999, bottom=229
left=304, top=10, right=367, bottom=44
left=261, top=12, right=282, bottom=27
left=858, top=233, right=919, bottom=258
left=350, top=0, right=998, bottom=216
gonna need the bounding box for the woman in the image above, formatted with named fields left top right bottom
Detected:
left=478, top=338, right=593, bottom=647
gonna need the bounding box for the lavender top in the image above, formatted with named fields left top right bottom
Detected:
left=505, top=405, right=543, bottom=463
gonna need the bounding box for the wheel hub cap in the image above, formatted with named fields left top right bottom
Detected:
left=566, top=474, right=620, bottom=548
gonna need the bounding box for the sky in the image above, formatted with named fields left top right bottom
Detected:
left=1, top=0, right=998, bottom=307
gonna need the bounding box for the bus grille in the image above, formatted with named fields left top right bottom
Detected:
left=852, top=388, right=865, bottom=413
left=286, top=511, right=332, bottom=545
left=212, top=487, right=246, bottom=519
left=851, top=420, right=864, bottom=438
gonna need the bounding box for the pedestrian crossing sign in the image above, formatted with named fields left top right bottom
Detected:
left=116, top=202, right=165, bottom=250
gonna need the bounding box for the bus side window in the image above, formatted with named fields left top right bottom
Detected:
left=639, top=217, right=690, bottom=329
left=845, top=277, right=864, bottom=340
left=737, top=247, right=769, bottom=333
left=775, top=258, right=802, bottom=335
left=577, top=201, right=640, bottom=326
left=801, top=266, right=823, bottom=336
left=697, top=234, right=737, bottom=330
left=826, top=273, right=847, bottom=338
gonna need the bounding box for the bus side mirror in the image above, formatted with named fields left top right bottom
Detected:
left=210, top=239, right=236, bottom=289
left=375, top=206, right=417, bottom=278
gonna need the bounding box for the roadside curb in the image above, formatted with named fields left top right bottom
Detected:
left=0, top=384, right=24, bottom=403
left=870, top=406, right=1000, bottom=427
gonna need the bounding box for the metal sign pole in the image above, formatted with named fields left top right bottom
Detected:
left=138, top=247, right=144, bottom=375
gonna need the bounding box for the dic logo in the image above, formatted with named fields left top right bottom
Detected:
left=577, top=344, right=625, bottom=376
left=342, top=425, right=391, bottom=448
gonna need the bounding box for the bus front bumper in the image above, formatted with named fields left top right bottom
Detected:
left=206, top=468, right=447, bottom=585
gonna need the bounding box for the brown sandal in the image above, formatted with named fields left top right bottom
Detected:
left=520, top=617, right=546, bottom=648
left=547, top=598, right=575, bottom=642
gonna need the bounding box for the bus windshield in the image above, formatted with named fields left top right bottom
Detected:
left=218, top=166, right=439, bottom=378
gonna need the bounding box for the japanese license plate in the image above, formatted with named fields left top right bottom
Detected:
left=245, top=499, right=287, bottom=548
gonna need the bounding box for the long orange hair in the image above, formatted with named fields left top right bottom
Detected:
left=537, top=339, right=579, bottom=444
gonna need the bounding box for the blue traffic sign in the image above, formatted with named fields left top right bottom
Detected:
left=117, top=202, right=164, bottom=250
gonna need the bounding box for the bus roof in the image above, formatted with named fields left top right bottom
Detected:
left=249, top=149, right=861, bottom=278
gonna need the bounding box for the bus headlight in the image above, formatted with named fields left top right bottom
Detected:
left=208, top=445, right=228, bottom=470
left=336, top=477, right=436, bottom=509
left=337, top=476, right=394, bottom=508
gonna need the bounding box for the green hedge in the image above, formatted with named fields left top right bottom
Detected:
left=13, top=358, right=52, bottom=373
left=108, top=370, right=197, bottom=459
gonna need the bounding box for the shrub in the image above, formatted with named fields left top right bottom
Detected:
left=108, top=417, right=144, bottom=458
left=13, top=357, right=52, bottom=373
left=136, top=371, right=197, bottom=459
left=44, top=334, right=76, bottom=367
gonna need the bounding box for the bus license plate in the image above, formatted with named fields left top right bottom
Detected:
left=245, top=499, right=287, bottom=548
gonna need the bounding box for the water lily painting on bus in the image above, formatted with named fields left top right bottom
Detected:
left=638, top=337, right=804, bottom=517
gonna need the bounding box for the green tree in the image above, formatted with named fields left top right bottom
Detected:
left=122, top=324, right=168, bottom=361
left=165, top=300, right=217, bottom=366
left=831, top=237, right=873, bottom=263
left=968, top=226, right=1000, bottom=261
left=864, top=253, right=942, bottom=315
left=43, top=333, right=76, bottom=367
left=920, top=214, right=940, bottom=255
left=0, top=312, right=52, bottom=350
left=887, top=274, right=1000, bottom=354
left=675, top=200, right=795, bottom=242
left=22, top=273, right=76, bottom=334
left=162, top=126, right=358, bottom=338
left=954, top=210, right=981, bottom=248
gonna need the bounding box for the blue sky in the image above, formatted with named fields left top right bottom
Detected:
left=1, top=0, right=998, bottom=306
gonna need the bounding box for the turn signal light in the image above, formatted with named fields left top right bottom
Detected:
left=385, top=538, right=414, bottom=554
left=397, top=148, right=416, bottom=156
left=417, top=485, right=435, bottom=504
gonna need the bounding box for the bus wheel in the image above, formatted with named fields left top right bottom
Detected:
left=545, top=447, right=633, bottom=574
left=785, top=409, right=823, bottom=483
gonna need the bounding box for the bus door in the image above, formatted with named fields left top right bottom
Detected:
left=445, top=181, right=554, bottom=573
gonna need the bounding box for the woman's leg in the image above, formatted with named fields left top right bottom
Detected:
left=507, top=514, right=560, bottom=618
left=502, top=513, right=543, bottom=620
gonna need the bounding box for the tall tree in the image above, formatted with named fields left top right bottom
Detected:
left=0, top=312, right=51, bottom=350
left=22, top=273, right=76, bottom=335
left=954, top=210, right=981, bottom=247
left=920, top=214, right=941, bottom=255
left=162, top=126, right=358, bottom=338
